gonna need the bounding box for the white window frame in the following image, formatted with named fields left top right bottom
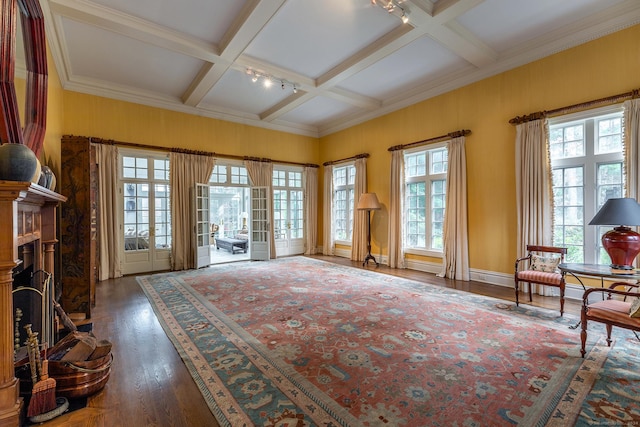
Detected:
left=332, top=162, right=356, bottom=244
left=272, top=165, right=305, bottom=241
left=549, top=105, right=625, bottom=265
left=208, top=160, right=250, bottom=236
left=403, top=142, right=448, bottom=258
left=209, top=160, right=249, bottom=186
left=120, top=148, right=172, bottom=251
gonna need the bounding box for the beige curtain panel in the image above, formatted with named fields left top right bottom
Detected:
left=515, top=119, right=554, bottom=295
left=624, top=99, right=640, bottom=200
left=245, top=160, right=276, bottom=258
left=388, top=150, right=405, bottom=269
left=351, top=157, right=368, bottom=262
left=304, top=167, right=318, bottom=255
left=95, top=143, right=122, bottom=280
left=170, top=152, right=216, bottom=270
left=439, top=136, right=470, bottom=280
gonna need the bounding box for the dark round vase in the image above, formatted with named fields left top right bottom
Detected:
left=0, top=143, right=38, bottom=181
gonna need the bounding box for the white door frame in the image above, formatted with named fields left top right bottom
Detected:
left=194, top=183, right=211, bottom=269
left=119, top=149, right=171, bottom=275
left=250, top=186, right=270, bottom=261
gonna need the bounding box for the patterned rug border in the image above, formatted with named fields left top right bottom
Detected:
left=140, top=273, right=360, bottom=426
left=137, top=256, right=608, bottom=426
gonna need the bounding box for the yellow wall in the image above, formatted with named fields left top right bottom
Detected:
left=43, top=42, right=65, bottom=175
left=62, top=92, right=318, bottom=164
left=319, top=24, right=640, bottom=275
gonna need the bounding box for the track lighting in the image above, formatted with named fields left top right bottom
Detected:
left=372, top=0, right=409, bottom=24
left=246, top=69, right=300, bottom=95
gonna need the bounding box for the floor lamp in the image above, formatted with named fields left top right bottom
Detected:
left=357, top=193, right=381, bottom=266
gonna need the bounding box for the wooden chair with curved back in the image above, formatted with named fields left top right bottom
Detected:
left=580, top=282, right=640, bottom=357
left=514, top=245, right=568, bottom=316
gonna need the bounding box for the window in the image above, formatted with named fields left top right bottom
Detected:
left=209, top=163, right=250, bottom=234
left=273, top=168, right=304, bottom=240
left=333, top=164, right=355, bottom=242
left=550, top=107, right=624, bottom=264
left=404, top=145, right=448, bottom=253
left=122, top=154, right=171, bottom=251
left=209, top=164, right=249, bottom=185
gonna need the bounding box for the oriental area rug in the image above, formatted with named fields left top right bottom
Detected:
left=137, top=257, right=640, bottom=426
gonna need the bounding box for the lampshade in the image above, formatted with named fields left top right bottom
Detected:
left=588, top=198, right=640, bottom=226
left=357, top=193, right=381, bottom=211
left=589, top=198, right=640, bottom=272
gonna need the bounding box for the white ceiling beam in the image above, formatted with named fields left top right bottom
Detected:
left=259, top=90, right=309, bottom=121
left=257, top=24, right=417, bottom=122
left=218, top=0, right=286, bottom=60
left=182, top=62, right=226, bottom=106
left=252, top=1, right=492, bottom=122
left=324, top=88, right=381, bottom=110
left=405, top=0, right=497, bottom=68
left=183, top=0, right=286, bottom=107
left=429, top=0, right=484, bottom=23
left=317, top=24, right=416, bottom=88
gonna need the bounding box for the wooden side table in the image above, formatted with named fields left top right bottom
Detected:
left=558, top=263, right=640, bottom=289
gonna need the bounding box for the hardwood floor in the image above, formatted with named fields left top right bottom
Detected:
left=39, top=255, right=580, bottom=426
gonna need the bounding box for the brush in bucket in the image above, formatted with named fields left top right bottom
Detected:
left=25, top=324, right=57, bottom=417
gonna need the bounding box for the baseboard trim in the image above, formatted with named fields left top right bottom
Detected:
left=319, top=252, right=588, bottom=302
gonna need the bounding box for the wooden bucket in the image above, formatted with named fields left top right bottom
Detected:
left=48, top=353, right=112, bottom=398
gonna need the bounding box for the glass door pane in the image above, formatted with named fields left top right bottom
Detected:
left=124, top=183, right=150, bottom=251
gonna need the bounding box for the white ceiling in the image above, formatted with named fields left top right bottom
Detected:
left=33, top=0, right=640, bottom=138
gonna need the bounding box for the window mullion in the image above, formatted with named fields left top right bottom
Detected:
left=550, top=111, right=624, bottom=265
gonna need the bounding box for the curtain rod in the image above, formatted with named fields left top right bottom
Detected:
left=70, top=135, right=319, bottom=168
left=388, top=129, right=471, bottom=152
left=323, top=152, right=369, bottom=167
left=509, top=88, right=640, bottom=125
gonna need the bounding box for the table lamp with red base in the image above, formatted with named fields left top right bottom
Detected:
left=589, top=198, right=640, bottom=274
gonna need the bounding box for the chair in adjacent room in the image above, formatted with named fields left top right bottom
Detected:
left=514, top=245, right=568, bottom=315
left=580, top=282, right=640, bottom=357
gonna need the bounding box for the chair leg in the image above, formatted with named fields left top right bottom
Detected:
left=606, top=324, right=613, bottom=347
left=580, top=310, right=587, bottom=358
left=559, top=287, right=565, bottom=317
left=515, top=280, right=520, bottom=306
left=528, top=281, right=532, bottom=302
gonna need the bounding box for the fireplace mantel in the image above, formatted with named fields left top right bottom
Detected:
left=0, top=181, right=66, bottom=426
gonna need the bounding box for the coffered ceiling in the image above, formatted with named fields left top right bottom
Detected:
left=32, top=0, right=640, bottom=138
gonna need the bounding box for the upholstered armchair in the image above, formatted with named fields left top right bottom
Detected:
left=580, top=282, right=640, bottom=357
left=514, top=245, right=567, bottom=315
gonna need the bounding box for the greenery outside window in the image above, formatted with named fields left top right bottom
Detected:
left=333, top=164, right=355, bottom=242
left=273, top=168, right=304, bottom=241
left=122, top=153, right=171, bottom=251
left=209, top=163, right=250, bottom=235
left=404, top=144, right=447, bottom=254
left=550, top=106, right=624, bottom=264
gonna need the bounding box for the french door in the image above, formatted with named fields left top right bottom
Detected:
left=272, top=169, right=305, bottom=257
left=121, top=152, right=171, bottom=275
left=250, top=186, right=270, bottom=261
left=194, top=183, right=211, bottom=269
